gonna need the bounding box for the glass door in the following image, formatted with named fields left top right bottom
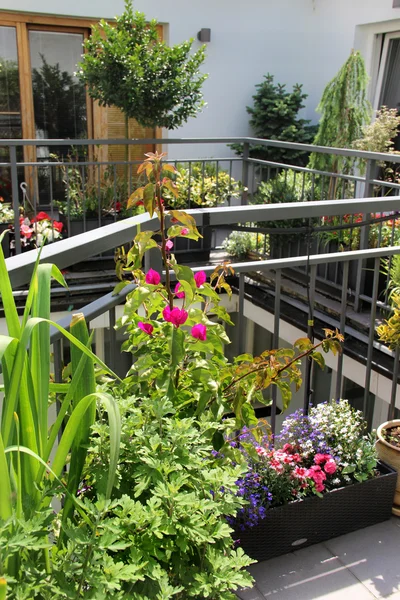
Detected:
left=29, top=29, right=88, bottom=203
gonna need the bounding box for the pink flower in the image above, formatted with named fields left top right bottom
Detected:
left=191, top=323, right=207, bottom=341
left=175, top=282, right=185, bottom=298
left=194, top=271, right=207, bottom=288
left=163, top=305, right=188, bottom=327
left=283, top=443, right=293, bottom=453
left=314, top=453, right=327, bottom=465
left=315, top=483, right=325, bottom=493
left=292, top=453, right=301, bottom=463
left=138, top=321, right=154, bottom=335
left=21, top=224, right=33, bottom=239
left=293, top=466, right=307, bottom=479
left=165, top=239, right=174, bottom=251
left=181, top=227, right=189, bottom=235
left=324, top=459, right=337, bottom=475
left=145, top=269, right=161, bottom=285
left=255, top=446, right=268, bottom=456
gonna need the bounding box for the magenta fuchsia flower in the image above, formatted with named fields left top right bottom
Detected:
left=181, top=227, right=189, bottom=235
left=194, top=270, right=207, bottom=287
left=165, top=239, right=174, bottom=251
left=163, top=305, right=188, bottom=327
left=191, top=323, right=207, bottom=341
left=175, top=282, right=185, bottom=298
left=145, top=269, right=161, bottom=285
left=138, top=321, right=154, bottom=335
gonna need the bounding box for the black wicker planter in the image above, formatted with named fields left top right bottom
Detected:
left=234, top=461, right=397, bottom=562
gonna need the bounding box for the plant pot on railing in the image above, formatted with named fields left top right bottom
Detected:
left=376, top=420, right=400, bottom=516
left=234, top=461, right=396, bottom=562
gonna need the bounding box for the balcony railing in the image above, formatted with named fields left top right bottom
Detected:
left=5, top=195, right=400, bottom=435
left=2, top=136, right=400, bottom=311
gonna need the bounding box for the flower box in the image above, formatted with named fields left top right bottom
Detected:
left=234, top=460, right=396, bottom=562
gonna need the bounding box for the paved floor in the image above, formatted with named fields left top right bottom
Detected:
left=236, top=517, right=400, bottom=600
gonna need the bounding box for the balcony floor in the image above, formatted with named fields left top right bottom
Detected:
left=236, top=517, right=400, bottom=600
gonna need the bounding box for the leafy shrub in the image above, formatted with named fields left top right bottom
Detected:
left=222, top=230, right=268, bottom=258
left=162, top=162, right=244, bottom=209
left=251, top=169, right=321, bottom=243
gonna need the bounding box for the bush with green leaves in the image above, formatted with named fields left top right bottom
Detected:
left=161, top=162, right=244, bottom=209
left=222, top=230, right=267, bottom=259
left=250, top=169, right=322, bottom=244
left=77, top=0, right=207, bottom=131
left=230, top=74, right=317, bottom=166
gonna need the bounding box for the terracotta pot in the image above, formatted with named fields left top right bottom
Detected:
left=376, top=420, right=400, bottom=516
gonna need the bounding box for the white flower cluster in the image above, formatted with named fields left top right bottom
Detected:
left=0, top=202, right=14, bottom=224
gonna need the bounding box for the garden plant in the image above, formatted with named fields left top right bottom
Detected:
left=0, top=152, right=344, bottom=599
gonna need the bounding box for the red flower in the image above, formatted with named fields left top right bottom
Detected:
left=324, top=459, right=337, bottom=475
left=145, top=269, right=161, bottom=285
left=194, top=271, right=207, bottom=288
left=53, top=221, right=63, bottom=233
left=32, top=211, right=51, bottom=222
left=162, top=305, right=188, bottom=327
left=115, top=201, right=122, bottom=212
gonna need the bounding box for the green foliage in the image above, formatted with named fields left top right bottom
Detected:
left=51, top=152, right=141, bottom=219
left=353, top=106, right=400, bottom=156
left=231, top=74, right=317, bottom=166
left=377, top=294, right=400, bottom=350
left=382, top=254, right=400, bottom=302
left=309, top=50, right=372, bottom=173
left=250, top=169, right=321, bottom=243
left=78, top=0, right=207, bottom=129
left=162, top=162, right=245, bottom=209
left=82, top=397, right=255, bottom=599
left=222, top=230, right=267, bottom=259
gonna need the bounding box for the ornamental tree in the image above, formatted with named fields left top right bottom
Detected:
left=309, top=50, right=372, bottom=175
left=77, top=0, right=207, bottom=131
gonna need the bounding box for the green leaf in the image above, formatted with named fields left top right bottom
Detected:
left=212, top=430, right=224, bottom=452
left=167, top=225, right=201, bottom=241
left=294, top=338, right=314, bottom=352
left=169, top=210, right=198, bottom=229
left=311, top=352, right=325, bottom=370
left=143, top=182, right=155, bottom=216
left=171, top=326, right=185, bottom=371
left=274, top=379, right=292, bottom=411
left=342, top=465, right=355, bottom=474
left=112, top=280, right=130, bottom=296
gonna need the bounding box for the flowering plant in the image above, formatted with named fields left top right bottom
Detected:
left=230, top=400, right=377, bottom=531
left=0, top=196, right=14, bottom=224
left=10, top=210, right=63, bottom=251
left=319, top=212, right=400, bottom=251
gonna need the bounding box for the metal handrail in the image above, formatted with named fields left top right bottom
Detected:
left=1, top=135, right=400, bottom=164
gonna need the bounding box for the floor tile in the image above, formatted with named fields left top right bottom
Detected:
left=248, top=543, right=374, bottom=599
left=324, top=520, right=400, bottom=598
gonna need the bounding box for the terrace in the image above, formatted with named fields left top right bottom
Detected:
left=2, top=136, right=400, bottom=598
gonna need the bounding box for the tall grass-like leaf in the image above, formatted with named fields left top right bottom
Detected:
left=0, top=432, right=12, bottom=520
left=61, top=314, right=96, bottom=526
left=0, top=230, right=20, bottom=339
left=51, top=392, right=120, bottom=496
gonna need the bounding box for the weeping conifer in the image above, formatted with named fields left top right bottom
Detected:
left=309, top=50, right=372, bottom=176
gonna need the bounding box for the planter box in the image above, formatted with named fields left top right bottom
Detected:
left=234, top=461, right=396, bottom=562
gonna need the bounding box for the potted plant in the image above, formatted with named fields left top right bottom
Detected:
left=222, top=230, right=268, bottom=260
left=376, top=295, right=400, bottom=515
left=8, top=210, right=64, bottom=255
left=229, top=400, right=396, bottom=561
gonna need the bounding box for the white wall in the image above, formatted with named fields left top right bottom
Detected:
left=2, top=0, right=400, bottom=158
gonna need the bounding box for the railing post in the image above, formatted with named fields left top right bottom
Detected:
left=144, top=246, right=163, bottom=274
left=238, top=273, right=245, bottom=354
left=354, top=159, right=377, bottom=312
left=241, top=142, right=250, bottom=205
left=10, top=145, right=21, bottom=254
